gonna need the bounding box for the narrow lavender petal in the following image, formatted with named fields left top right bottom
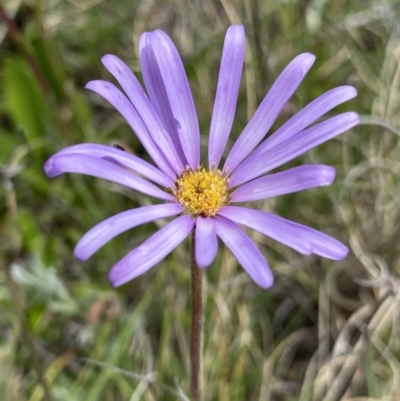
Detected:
left=214, top=216, right=274, bottom=289
left=149, top=30, right=200, bottom=169
left=292, top=224, right=348, bottom=259
left=223, top=53, right=316, bottom=174
left=208, top=25, right=245, bottom=169
left=218, top=206, right=313, bottom=255
left=44, top=143, right=174, bottom=188
left=230, top=112, right=360, bottom=188
left=108, top=215, right=195, bottom=287
left=139, top=33, right=186, bottom=164
left=101, top=55, right=184, bottom=174
left=75, top=203, right=183, bottom=260
left=230, top=165, right=335, bottom=202
left=218, top=206, right=348, bottom=259
left=85, top=80, right=176, bottom=179
left=50, top=154, right=174, bottom=201
left=254, top=86, right=358, bottom=155
left=195, top=217, right=218, bottom=268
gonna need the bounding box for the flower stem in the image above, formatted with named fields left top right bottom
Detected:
left=190, top=229, right=202, bottom=401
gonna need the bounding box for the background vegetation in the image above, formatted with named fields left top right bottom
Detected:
left=1, top=0, right=400, bottom=400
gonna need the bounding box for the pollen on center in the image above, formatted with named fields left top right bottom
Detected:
left=175, top=168, right=228, bottom=217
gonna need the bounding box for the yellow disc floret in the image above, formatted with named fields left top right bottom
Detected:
left=175, top=168, right=228, bottom=217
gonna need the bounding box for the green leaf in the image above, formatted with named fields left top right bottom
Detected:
left=3, top=57, right=47, bottom=140
left=31, top=36, right=66, bottom=101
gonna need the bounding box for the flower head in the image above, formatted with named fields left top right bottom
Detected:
left=175, top=168, right=228, bottom=217
left=44, top=26, right=359, bottom=289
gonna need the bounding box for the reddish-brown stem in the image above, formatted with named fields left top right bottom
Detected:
left=190, top=229, right=202, bottom=401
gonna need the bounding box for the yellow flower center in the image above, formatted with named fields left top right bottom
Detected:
left=175, top=168, right=228, bottom=217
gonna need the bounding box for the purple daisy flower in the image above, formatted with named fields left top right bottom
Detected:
left=44, top=25, right=359, bottom=289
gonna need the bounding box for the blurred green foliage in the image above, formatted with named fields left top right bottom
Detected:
left=1, top=0, right=400, bottom=400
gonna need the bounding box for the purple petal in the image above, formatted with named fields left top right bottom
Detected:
left=195, top=217, right=218, bottom=268
left=223, top=53, right=316, bottom=174
left=49, top=154, right=174, bottom=201
left=149, top=30, right=200, bottom=169
left=44, top=143, right=174, bottom=188
left=254, top=86, right=358, bottom=155
left=85, top=80, right=176, bottom=179
left=230, top=165, right=335, bottom=202
left=292, top=224, right=348, bottom=260
left=218, top=206, right=312, bottom=255
left=101, top=55, right=184, bottom=174
left=108, top=215, right=195, bottom=287
left=208, top=25, right=245, bottom=169
left=75, top=203, right=183, bottom=260
left=139, top=33, right=186, bottom=164
left=214, top=215, right=274, bottom=289
left=230, top=112, right=360, bottom=188
left=218, top=206, right=348, bottom=259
